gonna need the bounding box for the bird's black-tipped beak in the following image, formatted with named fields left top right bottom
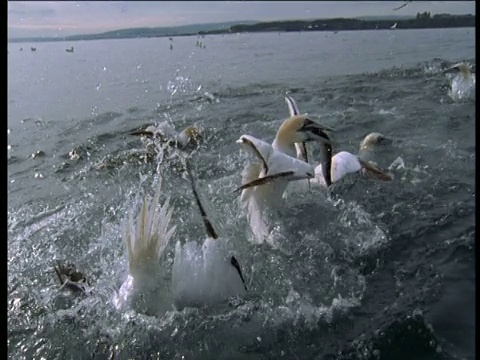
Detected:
left=233, top=171, right=296, bottom=194
left=443, top=66, right=460, bottom=74
left=298, top=118, right=333, bottom=143
left=230, top=256, right=247, bottom=291
left=185, top=158, right=219, bottom=239
left=130, top=129, right=153, bottom=136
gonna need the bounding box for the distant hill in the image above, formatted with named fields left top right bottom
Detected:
left=8, top=13, right=475, bottom=43
left=7, top=20, right=258, bottom=43
left=355, top=15, right=414, bottom=21
left=225, top=13, right=474, bottom=34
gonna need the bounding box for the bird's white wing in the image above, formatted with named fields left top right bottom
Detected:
left=239, top=162, right=271, bottom=243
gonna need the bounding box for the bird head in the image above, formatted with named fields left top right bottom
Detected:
left=275, top=115, right=332, bottom=150
left=443, top=62, right=472, bottom=79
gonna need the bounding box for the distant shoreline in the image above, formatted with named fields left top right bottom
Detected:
left=8, top=13, right=475, bottom=44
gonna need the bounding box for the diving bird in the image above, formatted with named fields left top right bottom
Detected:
left=443, top=62, right=476, bottom=101
left=171, top=159, right=247, bottom=309
left=284, top=95, right=393, bottom=189
left=236, top=134, right=316, bottom=242
left=113, top=177, right=176, bottom=315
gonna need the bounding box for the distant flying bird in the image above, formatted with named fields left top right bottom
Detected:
left=393, top=1, right=412, bottom=11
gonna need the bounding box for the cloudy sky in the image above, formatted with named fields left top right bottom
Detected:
left=8, top=1, right=476, bottom=38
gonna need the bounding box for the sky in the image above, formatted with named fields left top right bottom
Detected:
left=7, top=1, right=476, bottom=38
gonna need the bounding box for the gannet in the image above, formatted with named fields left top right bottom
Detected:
left=171, top=160, right=247, bottom=309
left=236, top=134, right=316, bottom=242
left=284, top=95, right=393, bottom=189
left=130, top=121, right=202, bottom=150
left=358, top=132, right=387, bottom=152
left=113, top=177, right=176, bottom=315
left=443, top=62, right=474, bottom=78
left=393, top=1, right=412, bottom=11
left=54, top=260, right=91, bottom=295
left=312, top=148, right=394, bottom=188
left=443, top=62, right=476, bottom=101
left=271, top=114, right=333, bottom=158
left=284, top=95, right=334, bottom=186
left=235, top=110, right=331, bottom=242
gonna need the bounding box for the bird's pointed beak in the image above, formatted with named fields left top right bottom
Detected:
left=297, top=118, right=334, bottom=143
left=130, top=129, right=153, bottom=137
left=443, top=67, right=458, bottom=74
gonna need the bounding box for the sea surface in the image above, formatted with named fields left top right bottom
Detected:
left=8, top=28, right=475, bottom=360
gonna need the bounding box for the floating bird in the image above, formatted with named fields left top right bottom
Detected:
left=113, top=177, right=176, bottom=315
left=236, top=134, right=316, bottom=242
left=285, top=95, right=393, bottom=189
left=171, top=159, right=247, bottom=309
left=54, top=260, right=91, bottom=295
left=30, top=47, right=36, bottom=51
left=443, top=62, right=476, bottom=101
left=66, top=46, right=74, bottom=53
left=31, top=150, right=46, bottom=159
left=312, top=150, right=394, bottom=188
left=358, top=132, right=388, bottom=153
left=130, top=121, right=202, bottom=151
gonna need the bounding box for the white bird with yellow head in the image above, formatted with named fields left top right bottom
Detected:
left=236, top=114, right=332, bottom=242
